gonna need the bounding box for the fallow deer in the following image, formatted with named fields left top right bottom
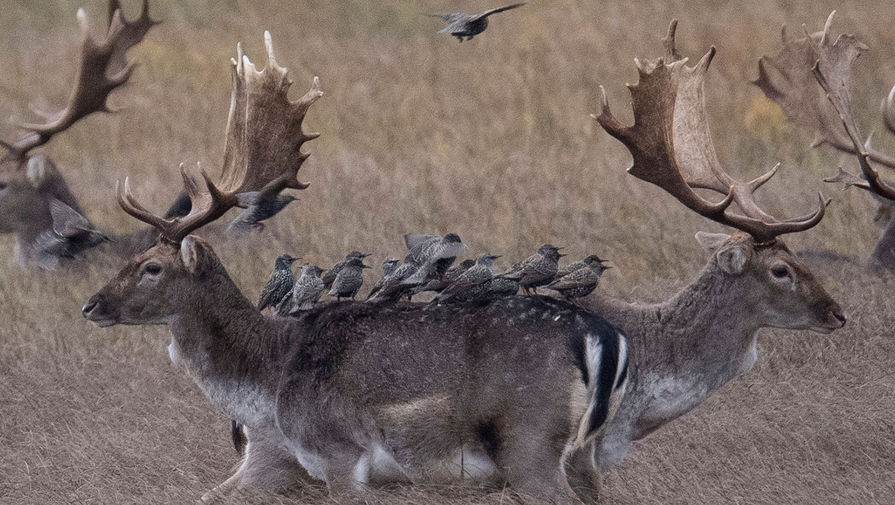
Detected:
left=0, top=1, right=159, bottom=268
left=587, top=20, right=846, bottom=474
left=754, top=12, right=895, bottom=272
left=81, top=33, right=629, bottom=504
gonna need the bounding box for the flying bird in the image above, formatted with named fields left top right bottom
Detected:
left=425, top=3, right=526, bottom=42
left=34, top=198, right=110, bottom=269
left=227, top=177, right=298, bottom=233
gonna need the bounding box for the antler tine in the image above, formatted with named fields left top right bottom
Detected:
left=4, top=0, right=158, bottom=159
left=662, top=19, right=682, bottom=63
left=882, top=84, right=895, bottom=136
left=117, top=177, right=169, bottom=231
left=595, top=20, right=828, bottom=243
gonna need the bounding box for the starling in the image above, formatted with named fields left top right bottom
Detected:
left=287, top=264, right=326, bottom=314
left=434, top=254, right=500, bottom=302
left=227, top=179, right=298, bottom=233
left=487, top=276, right=521, bottom=297
left=34, top=198, right=111, bottom=269
left=366, top=258, right=401, bottom=300
left=328, top=256, right=370, bottom=301
left=402, top=232, right=468, bottom=286
left=322, top=251, right=370, bottom=289
left=545, top=263, right=612, bottom=300
left=257, top=254, right=298, bottom=311
left=413, top=258, right=475, bottom=295
left=425, top=3, right=525, bottom=42
left=367, top=254, right=421, bottom=302
left=556, top=254, right=608, bottom=278
left=499, top=244, right=565, bottom=295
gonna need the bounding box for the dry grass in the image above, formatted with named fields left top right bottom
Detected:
left=2, top=1, right=895, bottom=503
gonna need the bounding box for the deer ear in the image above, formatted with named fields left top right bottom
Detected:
left=716, top=244, right=750, bottom=275
left=26, top=155, right=50, bottom=188
left=695, top=231, right=730, bottom=255
left=179, top=236, right=215, bottom=274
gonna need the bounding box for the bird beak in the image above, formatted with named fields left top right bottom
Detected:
left=362, top=264, right=372, bottom=269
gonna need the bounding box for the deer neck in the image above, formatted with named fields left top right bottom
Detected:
left=872, top=214, right=895, bottom=271
left=592, top=264, right=762, bottom=440
left=168, top=272, right=286, bottom=426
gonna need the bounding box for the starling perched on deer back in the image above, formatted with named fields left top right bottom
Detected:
left=366, top=258, right=400, bottom=300
left=546, top=263, right=612, bottom=301
left=368, top=255, right=422, bottom=302
left=556, top=254, right=607, bottom=278
left=434, top=254, right=500, bottom=302
left=402, top=232, right=468, bottom=287
left=328, top=256, right=370, bottom=301
left=488, top=276, right=521, bottom=298
left=323, top=251, right=370, bottom=289
left=500, top=244, right=565, bottom=295
left=34, top=198, right=111, bottom=269
left=288, top=264, right=325, bottom=314
left=425, top=3, right=525, bottom=42
left=413, top=258, right=475, bottom=295
left=257, top=254, right=298, bottom=311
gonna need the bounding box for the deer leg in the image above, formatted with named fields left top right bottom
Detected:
left=494, top=422, right=581, bottom=504
left=562, top=441, right=601, bottom=505
left=201, top=426, right=312, bottom=503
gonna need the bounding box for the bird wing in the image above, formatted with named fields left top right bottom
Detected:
left=49, top=198, right=92, bottom=237
left=404, top=233, right=438, bottom=250
left=547, top=268, right=596, bottom=289
left=471, top=3, right=525, bottom=20
left=422, top=12, right=455, bottom=21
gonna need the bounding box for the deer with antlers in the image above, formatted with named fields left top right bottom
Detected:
left=81, top=32, right=629, bottom=504
left=585, top=20, right=846, bottom=476
left=0, top=1, right=160, bottom=269
left=755, top=12, right=895, bottom=272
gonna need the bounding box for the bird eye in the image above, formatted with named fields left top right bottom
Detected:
left=144, top=263, right=162, bottom=275
left=771, top=265, right=789, bottom=279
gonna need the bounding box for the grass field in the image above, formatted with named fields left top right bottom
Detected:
left=2, top=1, right=895, bottom=503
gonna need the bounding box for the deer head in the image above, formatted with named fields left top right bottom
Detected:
left=83, top=32, right=322, bottom=326
left=595, top=20, right=845, bottom=333
left=0, top=1, right=157, bottom=241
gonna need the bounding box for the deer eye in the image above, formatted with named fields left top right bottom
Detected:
left=143, top=263, right=162, bottom=275
left=771, top=265, right=789, bottom=279
left=0, top=182, right=7, bottom=190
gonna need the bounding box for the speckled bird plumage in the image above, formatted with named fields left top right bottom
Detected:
left=288, top=265, right=325, bottom=313
left=328, top=257, right=369, bottom=300
left=425, top=3, right=525, bottom=42
left=257, top=254, right=297, bottom=311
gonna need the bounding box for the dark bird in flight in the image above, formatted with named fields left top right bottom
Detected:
left=34, top=198, right=110, bottom=269
left=425, top=3, right=525, bottom=42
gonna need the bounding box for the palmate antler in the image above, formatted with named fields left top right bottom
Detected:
left=753, top=13, right=895, bottom=169
left=118, top=32, right=323, bottom=243
left=595, top=20, right=828, bottom=244
left=804, top=12, right=895, bottom=201
left=1, top=0, right=158, bottom=160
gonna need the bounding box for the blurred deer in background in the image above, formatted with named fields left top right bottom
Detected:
left=0, top=0, right=159, bottom=269
left=587, top=20, right=846, bottom=475
left=755, top=12, right=895, bottom=272
left=81, top=32, right=628, bottom=504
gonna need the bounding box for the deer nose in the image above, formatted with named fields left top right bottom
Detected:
left=82, top=295, right=102, bottom=319
left=831, top=308, right=847, bottom=327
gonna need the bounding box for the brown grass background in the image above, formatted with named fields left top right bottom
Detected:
left=1, top=1, right=894, bottom=503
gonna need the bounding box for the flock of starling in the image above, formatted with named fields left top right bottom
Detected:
left=256, top=233, right=611, bottom=316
